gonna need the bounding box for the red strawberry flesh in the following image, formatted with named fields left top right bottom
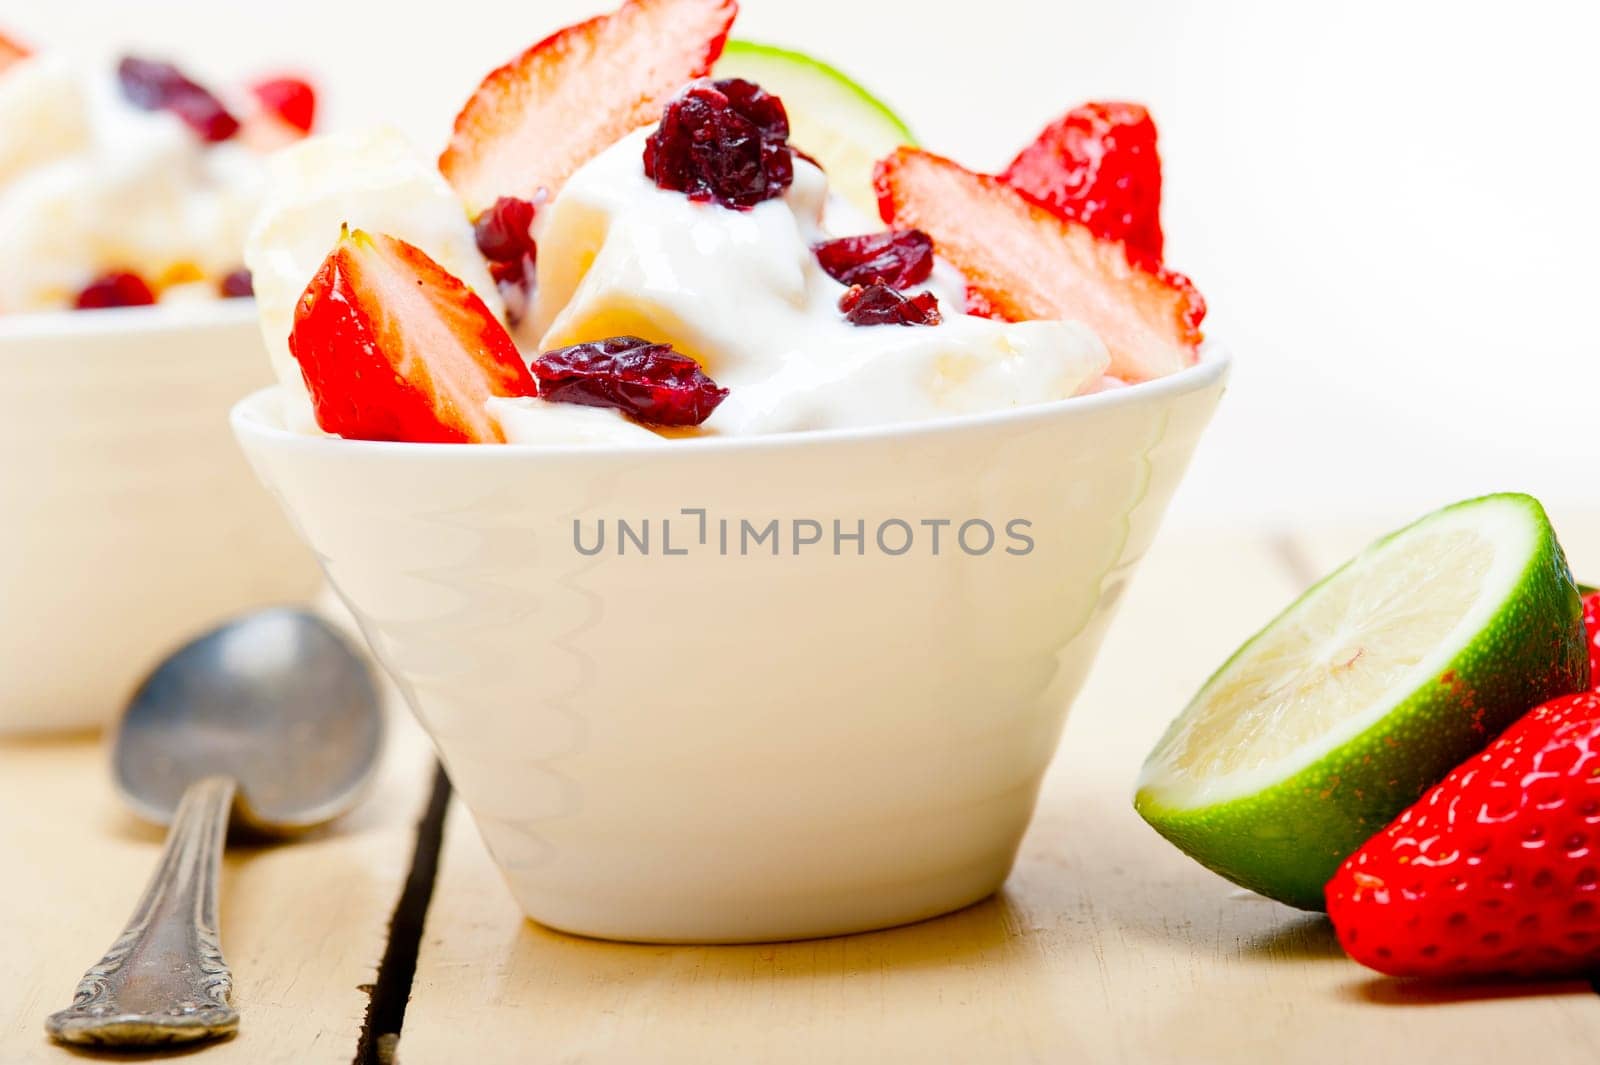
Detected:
left=1002, top=101, right=1164, bottom=263
left=875, top=146, right=1202, bottom=381
left=290, top=229, right=536, bottom=444
left=0, top=29, right=29, bottom=74
left=250, top=76, right=316, bottom=135
left=439, top=0, right=737, bottom=214
left=1326, top=690, right=1600, bottom=979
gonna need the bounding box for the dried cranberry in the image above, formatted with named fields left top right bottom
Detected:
left=117, top=57, right=238, bottom=142
left=75, top=271, right=156, bottom=310
left=473, top=196, right=540, bottom=323
left=839, top=283, right=941, bottom=327
left=813, top=229, right=934, bottom=289
left=486, top=260, right=524, bottom=287
left=642, top=78, right=794, bottom=210
left=491, top=261, right=533, bottom=326
left=474, top=196, right=538, bottom=266
left=532, top=336, right=728, bottom=427
left=220, top=268, right=253, bottom=298
left=715, top=78, right=788, bottom=141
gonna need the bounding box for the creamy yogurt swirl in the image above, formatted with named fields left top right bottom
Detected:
left=247, top=123, right=1110, bottom=443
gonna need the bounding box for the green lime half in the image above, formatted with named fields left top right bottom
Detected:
left=1136, top=493, right=1588, bottom=911
left=715, top=39, right=915, bottom=219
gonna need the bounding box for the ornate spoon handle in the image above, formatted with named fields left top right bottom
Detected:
left=47, top=775, right=239, bottom=1047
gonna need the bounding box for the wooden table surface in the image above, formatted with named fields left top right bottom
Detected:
left=6, top=510, right=1600, bottom=1064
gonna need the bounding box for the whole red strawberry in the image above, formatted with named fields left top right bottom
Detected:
left=1000, top=101, right=1164, bottom=264
left=1325, top=690, right=1600, bottom=979
left=1582, top=590, right=1599, bottom=687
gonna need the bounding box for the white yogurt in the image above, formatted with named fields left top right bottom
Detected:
left=530, top=127, right=1109, bottom=437
left=247, top=123, right=1111, bottom=443
left=488, top=396, right=665, bottom=445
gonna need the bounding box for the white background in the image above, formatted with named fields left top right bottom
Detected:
left=6, top=0, right=1598, bottom=529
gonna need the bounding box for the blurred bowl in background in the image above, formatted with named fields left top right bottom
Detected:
left=0, top=301, right=319, bottom=733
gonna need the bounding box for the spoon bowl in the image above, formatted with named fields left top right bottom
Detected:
left=114, top=607, right=384, bottom=832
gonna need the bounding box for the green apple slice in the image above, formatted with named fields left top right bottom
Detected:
left=715, top=39, right=915, bottom=220
left=1136, top=493, right=1588, bottom=911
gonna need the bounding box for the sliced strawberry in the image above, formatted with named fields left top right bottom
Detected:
left=290, top=228, right=536, bottom=444
left=875, top=147, right=1203, bottom=382
left=250, top=76, right=316, bottom=135
left=440, top=0, right=737, bottom=214
left=0, top=29, right=29, bottom=75
left=1001, top=101, right=1164, bottom=263
left=964, top=287, right=1001, bottom=319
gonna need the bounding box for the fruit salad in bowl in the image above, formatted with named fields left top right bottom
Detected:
left=0, top=28, right=316, bottom=313
left=242, top=0, right=1204, bottom=443
left=233, top=0, right=1228, bottom=941
left=0, top=31, right=323, bottom=733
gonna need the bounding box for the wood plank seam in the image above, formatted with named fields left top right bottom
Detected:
left=354, top=761, right=454, bottom=1065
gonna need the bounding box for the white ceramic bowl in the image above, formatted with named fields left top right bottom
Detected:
left=233, top=351, right=1229, bottom=942
left=0, top=302, right=320, bottom=733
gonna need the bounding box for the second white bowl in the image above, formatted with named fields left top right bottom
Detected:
left=0, top=302, right=321, bottom=733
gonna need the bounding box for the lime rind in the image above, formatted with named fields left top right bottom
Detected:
left=714, top=40, right=915, bottom=218
left=718, top=39, right=916, bottom=144
left=1136, top=493, right=1587, bottom=910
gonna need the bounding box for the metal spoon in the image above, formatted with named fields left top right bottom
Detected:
left=46, top=608, right=383, bottom=1048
